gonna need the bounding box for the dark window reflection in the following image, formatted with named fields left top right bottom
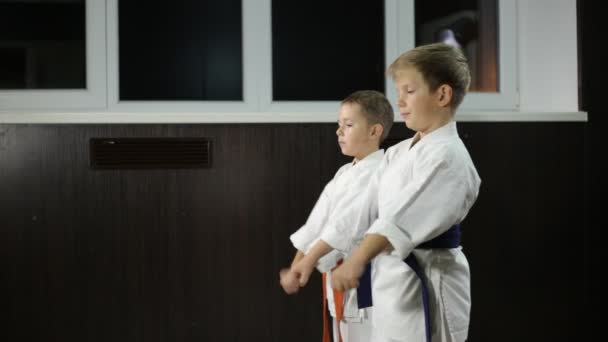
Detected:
left=0, top=0, right=86, bottom=90
left=119, top=0, right=243, bottom=101
left=272, top=0, right=385, bottom=101
left=416, top=0, right=498, bottom=92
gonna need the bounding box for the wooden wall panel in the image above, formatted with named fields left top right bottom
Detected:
left=1, top=122, right=587, bottom=341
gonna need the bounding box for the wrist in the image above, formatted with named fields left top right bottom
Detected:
left=347, top=252, right=368, bottom=269
left=301, top=254, right=318, bottom=268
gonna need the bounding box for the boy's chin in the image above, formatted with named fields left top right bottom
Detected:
left=403, top=121, right=417, bottom=130
left=339, top=147, right=355, bottom=157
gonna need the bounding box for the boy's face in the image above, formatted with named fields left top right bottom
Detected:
left=394, top=67, right=450, bottom=135
left=336, top=103, right=377, bottom=161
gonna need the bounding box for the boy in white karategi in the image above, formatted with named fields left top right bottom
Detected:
left=329, top=43, right=481, bottom=342
left=280, top=90, right=394, bottom=342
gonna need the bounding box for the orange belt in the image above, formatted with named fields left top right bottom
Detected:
left=322, top=261, right=344, bottom=342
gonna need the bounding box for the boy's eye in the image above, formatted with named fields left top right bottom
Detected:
left=407, top=90, right=415, bottom=94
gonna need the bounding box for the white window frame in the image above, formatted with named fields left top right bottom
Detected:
left=0, top=0, right=106, bottom=110
left=257, top=0, right=519, bottom=119
left=256, top=0, right=404, bottom=120
left=0, top=0, right=587, bottom=123
left=106, top=0, right=260, bottom=113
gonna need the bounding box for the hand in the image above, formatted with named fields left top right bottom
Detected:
left=279, top=268, right=301, bottom=295
left=290, top=257, right=316, bottom=288
left=331, top=258, right=366, bottom=292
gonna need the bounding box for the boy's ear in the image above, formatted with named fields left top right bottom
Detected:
left=437, top=84, right=453, bottom=107
left=370, top=123, right=384, bottom=140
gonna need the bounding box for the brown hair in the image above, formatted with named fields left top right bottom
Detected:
left=341, top=90, right=394, bottom=142
left=387, top=43, right=471, bottom=110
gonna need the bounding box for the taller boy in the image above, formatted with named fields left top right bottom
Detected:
left=331, top=43, right=482, bottom=342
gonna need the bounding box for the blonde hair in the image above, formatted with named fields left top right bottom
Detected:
left=341, top=90, right=394, bottom=142
left=387, top=43, right=471, bottom=110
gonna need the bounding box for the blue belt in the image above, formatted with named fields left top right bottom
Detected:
left=357, top=224, right=462, bottom=342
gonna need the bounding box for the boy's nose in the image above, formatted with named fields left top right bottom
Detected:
left=397, top=93, right=406, bottom=106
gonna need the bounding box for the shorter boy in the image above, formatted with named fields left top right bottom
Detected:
left=280, top=90, right=394, bottom=342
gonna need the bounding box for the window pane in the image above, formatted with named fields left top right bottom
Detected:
left=415, top=0, right=498, bottom=92
left=0, top=0, right=86, bottom=90
left=272, top=0, right=385, bottom=101
left=119, top=0, right=243, bottom=101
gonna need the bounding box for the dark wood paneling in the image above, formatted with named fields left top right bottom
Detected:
left=461, top=123, right=586, bottom=341
left=0, top=124, right=342, bottom=342
left=1, top=121, right=587, bottom=342
left=579, top=0, right=602, bottom=338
